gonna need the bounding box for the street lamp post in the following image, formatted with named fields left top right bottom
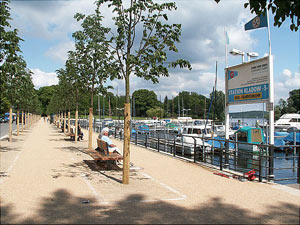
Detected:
left=247, top=52, right=259, bottom=61
left=229, top=48, right=245, bottom=63
left=229, top=48, right=259, bottom=63
left=182, top=109, right=191, bottom=117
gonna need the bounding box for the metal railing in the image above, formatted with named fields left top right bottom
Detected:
left=69, top=119, right=300, bottom=184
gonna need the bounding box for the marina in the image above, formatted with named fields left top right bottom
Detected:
left=74, top=115, right=300, bottom=185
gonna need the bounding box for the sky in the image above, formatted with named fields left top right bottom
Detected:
left=8, top=0, right=300, bottom=113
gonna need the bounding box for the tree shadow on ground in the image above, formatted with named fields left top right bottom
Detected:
left=0, top=138, right=25, bottom=143
left=48, top=138, right=69, bottom=142
left=60, top=146, right=89, bottom=155
left=1, top=189, right=299, bottom=224
left=0, top=146, right=21, bottom=153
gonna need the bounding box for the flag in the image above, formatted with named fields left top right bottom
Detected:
left=225, top=31, right=229, bottom=44
left=245, top=14, right=268, bottom=31
left=227, top=70, right=238, bottom=80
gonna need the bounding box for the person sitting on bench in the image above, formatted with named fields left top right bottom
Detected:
left=99, top=127, right=121, bottom=154
left=77, top=124, right=83, bottom=140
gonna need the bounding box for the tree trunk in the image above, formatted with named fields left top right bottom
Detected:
left=21, top=111, right=24, bottom=131
left=123, top=76, right=131, bottom=184
left=24, top=111, right=26, bottom=129
left=75, top=107, right=78, bottom=143
left=88, top=107, right=93, bottom=150
left=68, top=111, right=71, bottom=133
left=64, top=111, right=66, bottom=134
left=9, top=107, right=12, bottom=142
left=89, top=84, right=94, bottom=151
left=17, top=110, right=19, bottom=136
left=60, top=112, right=62, bottom=125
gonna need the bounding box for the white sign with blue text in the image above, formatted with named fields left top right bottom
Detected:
left=226, top=56, right=270, bottom=106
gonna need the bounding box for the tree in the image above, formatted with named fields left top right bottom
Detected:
left=287, top=89, right=300, bottom=113
left=146, top=107, right=164, bottom=118
left=215, top=0, right=299, bottom=31
left=37, top=86, right=57, bottom=116
left=132, top=89, right=159, bottom=117
left=163, top=96, right=169, bottom=117
left=0, top=0, right=23, bottom=116
left=209, top=90, right=225, bottom=122
left=72, top=6, right=113, bottom=150
left=98, top=0, right=191, bottom=184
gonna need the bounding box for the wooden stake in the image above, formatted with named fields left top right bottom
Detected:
left=17, top=110, right=19, bottom=136
left=21, top=111, right=24, bottom=131
left=75, top=110, right=78, bottom=143
left=64, top=112, right=66, bottom=134
left=9, top=107, right=12, bottom=142
left=68, top=111, right=71, bottom=133
left=122, top=103, right=131, bottom=184
left=88, top=108, right=93, bottom=150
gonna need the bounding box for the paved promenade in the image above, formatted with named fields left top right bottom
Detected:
left=1, top=119, right=299, bottom=224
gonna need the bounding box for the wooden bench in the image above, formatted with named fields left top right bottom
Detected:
left=88, top=139, right=123, bottom=170
left=65, top=127, right=83, bottom=141
left=66, top=128, right=76, bottom=141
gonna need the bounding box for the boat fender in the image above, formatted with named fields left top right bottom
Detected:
left=213, top=172, right=229, bottom=178
left=244, top=170, right=256, bottom=181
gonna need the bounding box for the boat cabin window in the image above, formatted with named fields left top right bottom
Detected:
left=187, top=128, right=201, bottom=134
left=237, top=132, right=247, bottom=142
left=290, top=118, right=298, bottom=122
left=251, top=129, right=262, bottom=143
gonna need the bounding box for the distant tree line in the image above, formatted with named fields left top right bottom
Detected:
left=275, top=89, right=300, bottom=120
left=37, top=85, right=226, bottom=121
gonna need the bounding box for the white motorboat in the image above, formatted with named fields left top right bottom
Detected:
left=175, top=125, right=212, bottom=155
left=274, top=113, right=300, bottom=132
left=213, top=124, right=235, bottom=138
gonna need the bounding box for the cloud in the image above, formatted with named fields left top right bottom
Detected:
left=10, top=0, right=96, bottom=41
left=45, top=41, right=75, bottom=63
left=31, top=68, right=59, bottom=89
left=274, top=69, right=300, bottom=102
left=10, top=0, right=272, bottom=105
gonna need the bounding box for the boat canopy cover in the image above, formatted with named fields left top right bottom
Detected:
left=236, top=126, right=265, bottom=144
left=284, top=132, right=300, bottom=144
left=274, top=132, right=289, bottom=137
left=206, top=136, right=235, bottom=149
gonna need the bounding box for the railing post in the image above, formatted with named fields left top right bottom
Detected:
left=259, top=147, right=262, bottom=182
left=135, top=131, right=138, bottom=145
left=268, top=145, right=274, bottom=182
left=220, top=143, right=223, bottom=171
left=225, top=139, right=229, bottom=169
left=202, top=136, right=205, bottom=162
left=293, top=131, right=296, bottom=171
left=173, top=136, right=176, bottom=157
left=145, top=133, right=148, bottom=148
left=164, top=133, right=167, bottom=152
left=194, top=137, right=197, bottom=163
left=158, top=135, right=160, bottom=152
left=297, top=147, right=300, bottom=184
left=235, top=133, right=238, bottom=171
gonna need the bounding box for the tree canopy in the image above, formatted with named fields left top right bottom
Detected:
left=215, top=0, right=299, bottom=31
